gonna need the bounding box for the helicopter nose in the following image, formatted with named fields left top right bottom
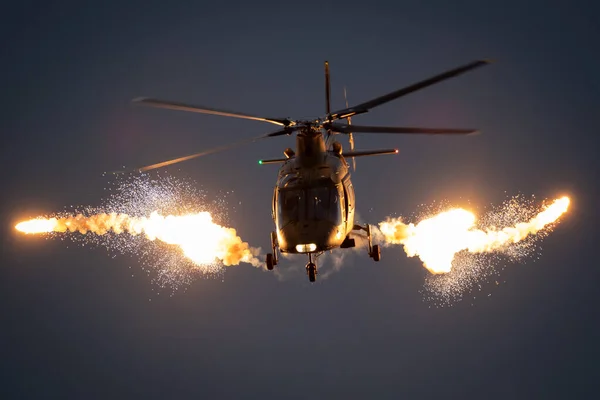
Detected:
left=279, top=221, right=340, bottom=253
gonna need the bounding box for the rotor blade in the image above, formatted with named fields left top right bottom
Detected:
left=132, top=127, right=294, bottom=172
left=329, top=59, right=492, bottom=120
left=132, top=97, right=293, bottom=127
left=328, top=123, right=479, bottom=135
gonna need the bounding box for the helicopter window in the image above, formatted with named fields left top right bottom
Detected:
left=307, top=186, right=342, bottom=225
left=277, top=189, right=304, bottom=226
left=308, top=187, right=341, bottom=224
left=310, top=187, right=330, bottom=221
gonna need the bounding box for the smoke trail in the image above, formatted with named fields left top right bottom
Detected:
left=16, top=211, right=262, bottom=268
left=377, top=196, right=570, bottom=274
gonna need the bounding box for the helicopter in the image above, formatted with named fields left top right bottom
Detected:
left=131, top=59, right=492, bottom=282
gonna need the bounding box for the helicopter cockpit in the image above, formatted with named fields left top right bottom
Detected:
left=276, top=184, right=343, bottom=229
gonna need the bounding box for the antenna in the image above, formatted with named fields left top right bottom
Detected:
left=324, top=61, right=332, bottom=145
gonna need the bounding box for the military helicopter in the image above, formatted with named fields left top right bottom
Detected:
left=131, top=59, right=491, bottom=282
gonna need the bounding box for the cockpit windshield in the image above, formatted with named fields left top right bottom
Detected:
left=277, top=185, right=342, bottom=227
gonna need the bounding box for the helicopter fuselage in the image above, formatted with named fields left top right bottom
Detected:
left=271, top=128, right=355, bottom=254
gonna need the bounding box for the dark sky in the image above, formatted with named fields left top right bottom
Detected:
left=1, top=1, right=599, bottom=398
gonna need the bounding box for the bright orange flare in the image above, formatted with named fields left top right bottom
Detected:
left=15, top=218, right=59, bottom=234
left=15, top=211, right=261, bottom=268
left=379, top=197, right=570, bottom=274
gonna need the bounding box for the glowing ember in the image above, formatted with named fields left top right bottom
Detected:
left=379, top=197, right=570, bottom=274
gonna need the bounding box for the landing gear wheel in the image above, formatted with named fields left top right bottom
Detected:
left=266, top=253, right=275, bottom=270
left=306, top=263, right=317, bottom=282
left=371, top=245, right=381, bottom=262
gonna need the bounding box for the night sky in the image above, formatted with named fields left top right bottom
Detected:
left=1, top=1, right=599, bottom=398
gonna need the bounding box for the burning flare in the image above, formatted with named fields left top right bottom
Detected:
left=15, top=211, right=261, bottom=268
left=378, top=196, right=570, bottom=274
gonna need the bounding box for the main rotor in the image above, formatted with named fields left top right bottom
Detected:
left=130, top=59, right=492, bottom=172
